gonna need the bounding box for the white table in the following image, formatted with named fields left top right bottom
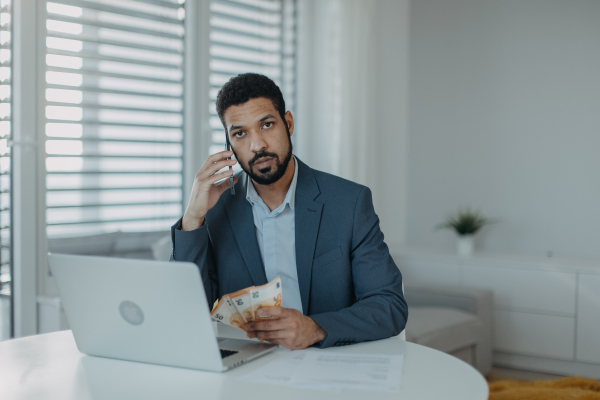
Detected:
left=1, top=325, right=488, bottom=400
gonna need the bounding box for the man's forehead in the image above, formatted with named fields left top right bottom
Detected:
left=224, top=97, right=278, bottom=126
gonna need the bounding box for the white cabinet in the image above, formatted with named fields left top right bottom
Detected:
left=576, top=274, right=600, bottom=364
left=394, top=249, right=600, bottom=376
left=494, top=310, right=575, bottom=360
left=466, top=267, right=577, bottom=359
left=463, top=265, right=576, bottom=315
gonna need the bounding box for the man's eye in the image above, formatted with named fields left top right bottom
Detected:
left=263, top=122, right=273, bottom=129
left=234, top=131, right=246, bottom=138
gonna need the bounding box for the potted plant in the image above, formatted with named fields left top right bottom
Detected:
left=435, top=207, right=495, bottom=256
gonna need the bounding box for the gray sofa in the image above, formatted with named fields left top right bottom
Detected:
left=48, top=231, right=167, bottom=259
left=404, top=284, right=493, bottom=376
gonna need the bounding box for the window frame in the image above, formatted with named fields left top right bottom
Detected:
left=41, top=0, right=187, bottom=239
left=11, top=0, right=40, bottom=337
left=0, top=0, right=15, bottom=340
left=9, top=0, right=297, bottom=336
left=36, top=0, right=196, bottom=301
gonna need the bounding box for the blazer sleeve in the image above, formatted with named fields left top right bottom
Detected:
left=310, top=187, right=408, bottom=348
left=169, top=217, right=219, bottom=308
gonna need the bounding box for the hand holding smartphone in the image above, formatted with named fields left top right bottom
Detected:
left=181, top=149, right=237, bottom=231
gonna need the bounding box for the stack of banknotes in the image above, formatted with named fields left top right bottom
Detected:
left=211, top=276, right=282, bottom=331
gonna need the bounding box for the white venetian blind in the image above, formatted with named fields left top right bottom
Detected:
left=208, top=0, right=296, bottom=158
left=0, top=0, right=12, bottom=298
left=43, top=0, right=185, bottom=238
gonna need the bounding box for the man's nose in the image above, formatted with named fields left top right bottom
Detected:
left=249, top=131, right=267, bottom=153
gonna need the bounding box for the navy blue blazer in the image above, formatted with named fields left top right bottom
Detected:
left=170, top=158, right=408, bottom=348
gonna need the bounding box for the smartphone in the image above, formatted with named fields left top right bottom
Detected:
left=213, top=138, right=235, bottom=195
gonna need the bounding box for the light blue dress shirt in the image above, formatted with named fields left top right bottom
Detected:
left=246, top=156, right=303, bottom=313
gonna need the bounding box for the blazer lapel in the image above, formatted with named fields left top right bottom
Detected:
left=294, top=159, right=323, bottom=315
left=223, top=172, right=267, bottom=286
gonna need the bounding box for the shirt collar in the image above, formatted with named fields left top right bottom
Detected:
left=246, top=156, right=298, bottom=212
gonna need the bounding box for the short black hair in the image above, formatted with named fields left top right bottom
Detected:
left=216, top=73, right=286, bottom=132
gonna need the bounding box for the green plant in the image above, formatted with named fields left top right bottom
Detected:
left=435, top=207, right=495, bottom=236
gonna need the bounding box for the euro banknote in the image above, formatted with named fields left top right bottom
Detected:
left=210, top=276, right=282, bottom=331
left=250, top=277, right=282, bottom=320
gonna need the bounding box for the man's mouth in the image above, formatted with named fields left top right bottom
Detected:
left=252, top=157, right=274, bottom=170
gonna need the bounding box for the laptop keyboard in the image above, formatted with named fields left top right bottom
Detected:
left=220, top=349, right=239, bottom=359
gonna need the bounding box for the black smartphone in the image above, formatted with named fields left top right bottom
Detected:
left=213, top=137, right=235, bottom=195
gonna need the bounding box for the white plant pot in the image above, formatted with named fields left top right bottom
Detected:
left=457, top=234, right=475, bottom=257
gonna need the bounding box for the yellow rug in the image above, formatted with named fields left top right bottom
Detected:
left=489, top=377, right=600, bottom=400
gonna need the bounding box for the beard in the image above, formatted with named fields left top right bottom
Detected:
left=233, top=130, right=293, bottom=186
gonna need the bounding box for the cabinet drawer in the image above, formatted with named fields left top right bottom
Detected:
left=463, top=265, right=576, bottom=315
left=396, top=258, right=461, bottom=287
left=494, top=310, right=575, bottom=360
left=576, top=274, right=600, bottom=364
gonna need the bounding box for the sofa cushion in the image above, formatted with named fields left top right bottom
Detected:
left=405, top=306, right=483, bottom=354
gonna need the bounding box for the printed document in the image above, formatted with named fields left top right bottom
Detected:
left=239, top=349, right=404, bottom=392
left=291, top=352, right=404, bottom=392
left=238, top=349, right=342, bottom=392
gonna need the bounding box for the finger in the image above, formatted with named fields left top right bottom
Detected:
left=206, top=169, right=235, bottom=186
left=201, top=158, right=237, bottom=179
left=215, top=175, right=238, bottom=194
left=253, top=330, right=287, bottom=340
left=245, top=319, right=285, bottom=332
left=256, top=306, right=290, bottom=319
left=197, top=150, right=234, bottom=175
left=206, top=150, right=234, bottom=165
left=248, top=335, right=282, bottom=346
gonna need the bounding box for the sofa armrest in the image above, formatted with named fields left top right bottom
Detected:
left=404, top=284, right=494, bottom=376
left=404, top=284, right=492, bottom=316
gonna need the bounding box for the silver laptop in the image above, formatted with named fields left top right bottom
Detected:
left=48, top=253, right=278, bottom=372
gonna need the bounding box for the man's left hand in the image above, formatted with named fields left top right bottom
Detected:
left=245, top=307, right=327, bottom=349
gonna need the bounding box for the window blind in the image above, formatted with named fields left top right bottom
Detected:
left=0, top=0, right=12, bottom=298
left=43, top=0, right=185, bottom=238
left=208, top=0, right=296, bottom=160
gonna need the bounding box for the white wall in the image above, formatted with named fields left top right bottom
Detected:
left=296, top=0, right=410, bottom=249
left=296, top=0, right=379, bottom=184
left=407, top=0, right=600, bottom=259
left=371, top=0, right=410, bottom=248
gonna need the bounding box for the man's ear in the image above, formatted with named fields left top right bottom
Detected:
left=284, top=110, right=294, bottom=137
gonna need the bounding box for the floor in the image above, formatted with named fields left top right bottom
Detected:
left=488, top=367, right=563, bottom=382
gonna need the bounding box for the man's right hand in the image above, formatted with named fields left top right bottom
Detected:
left=181, top=150, right=238, bottom=231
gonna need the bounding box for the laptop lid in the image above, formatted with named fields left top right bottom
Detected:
left=48, top=253, right=224, bottom=371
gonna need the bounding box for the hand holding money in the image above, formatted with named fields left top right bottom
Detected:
left=210, top=276, right=282, bottom=331
left=245, top=307, right=328, bottom=350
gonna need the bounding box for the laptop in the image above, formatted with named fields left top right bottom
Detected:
left=48, top=253, right=278, bottom=372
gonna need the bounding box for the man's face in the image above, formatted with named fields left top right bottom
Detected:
left=224, top=97, right=294, bottom=185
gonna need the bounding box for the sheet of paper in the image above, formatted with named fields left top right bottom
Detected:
left=238, top=349, right=342, bottom=392
left=290, top=352, right=404, bottom=392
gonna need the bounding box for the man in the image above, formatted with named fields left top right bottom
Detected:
left=171, top=73, right=407, bottom=349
